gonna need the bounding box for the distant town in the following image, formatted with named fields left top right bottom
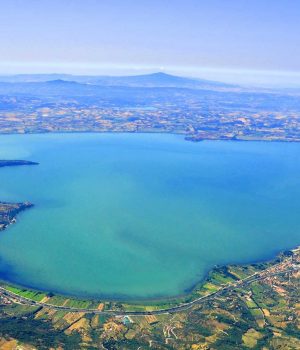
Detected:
left=0, top=73, right=299, bottom=142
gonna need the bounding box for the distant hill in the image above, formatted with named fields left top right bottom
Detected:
left=0, top=80, right=100, bottom=97
left=87, top=72, right=237, bottom=89
left=0, top=74, right=72, bottom=83
left=0, top=72, right=237, bottom=90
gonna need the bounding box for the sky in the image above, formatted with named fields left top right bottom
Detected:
left=0, top=0, right=300, bottom=86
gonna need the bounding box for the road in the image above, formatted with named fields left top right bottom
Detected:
left=0, top=262, right=298, bottom=317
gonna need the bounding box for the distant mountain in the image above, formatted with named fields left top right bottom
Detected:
left=0, top=72, right=237, bottom=90
left=0, top=74, right=72, bottom=83
left=45, top=79, right=81, bottom=86
left=0, top=80, right=97, bottom=97
left=90, top=72, right=238, bottom=89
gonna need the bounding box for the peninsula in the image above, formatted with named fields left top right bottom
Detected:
left=0, top=160, right=39, bottom=168
left=0, top=202, right=33, bottom=231
left=0, top=160, right=36, bottom=231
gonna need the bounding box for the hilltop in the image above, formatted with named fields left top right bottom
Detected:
left=0, top=72, right=236, bottom=90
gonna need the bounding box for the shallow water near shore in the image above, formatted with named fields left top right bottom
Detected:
left=0, top=133, right=299, bottom=299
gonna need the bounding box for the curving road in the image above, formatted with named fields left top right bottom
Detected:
left=0, top=262, right=298, bottom=317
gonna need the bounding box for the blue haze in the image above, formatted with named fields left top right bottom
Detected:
left=0, top=0, right=300, bottom=86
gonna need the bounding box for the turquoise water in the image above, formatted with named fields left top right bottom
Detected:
left=0, top=133, right=299, bottom=299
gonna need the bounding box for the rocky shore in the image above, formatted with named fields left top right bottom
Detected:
left=0, top=159, right=37, bottom=231
left=0, top=202, right=33, bottom=231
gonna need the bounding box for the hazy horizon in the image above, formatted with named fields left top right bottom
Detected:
left=1, top=0, right=300, bottom=87
left=1, top=68, right=300, bottom=88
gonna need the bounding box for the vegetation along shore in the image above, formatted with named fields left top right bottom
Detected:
left=0, top=159, right=299, bottom=349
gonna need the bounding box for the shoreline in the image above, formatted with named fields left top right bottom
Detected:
left=0, top=244, right=299, bottom=313
left=0, top=129, right=300, bottom=143
left=0, top=141, right=299, bottom=313
left=0, top=160, right=39, bottom=168
left=0, top=214, right=297, bottom=304
left=0, top=201, right=33, bottom=232
left=0, top=160, right=37, bottom=231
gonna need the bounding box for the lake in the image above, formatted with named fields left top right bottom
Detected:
left=0, top=133, right=299, bottom=299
